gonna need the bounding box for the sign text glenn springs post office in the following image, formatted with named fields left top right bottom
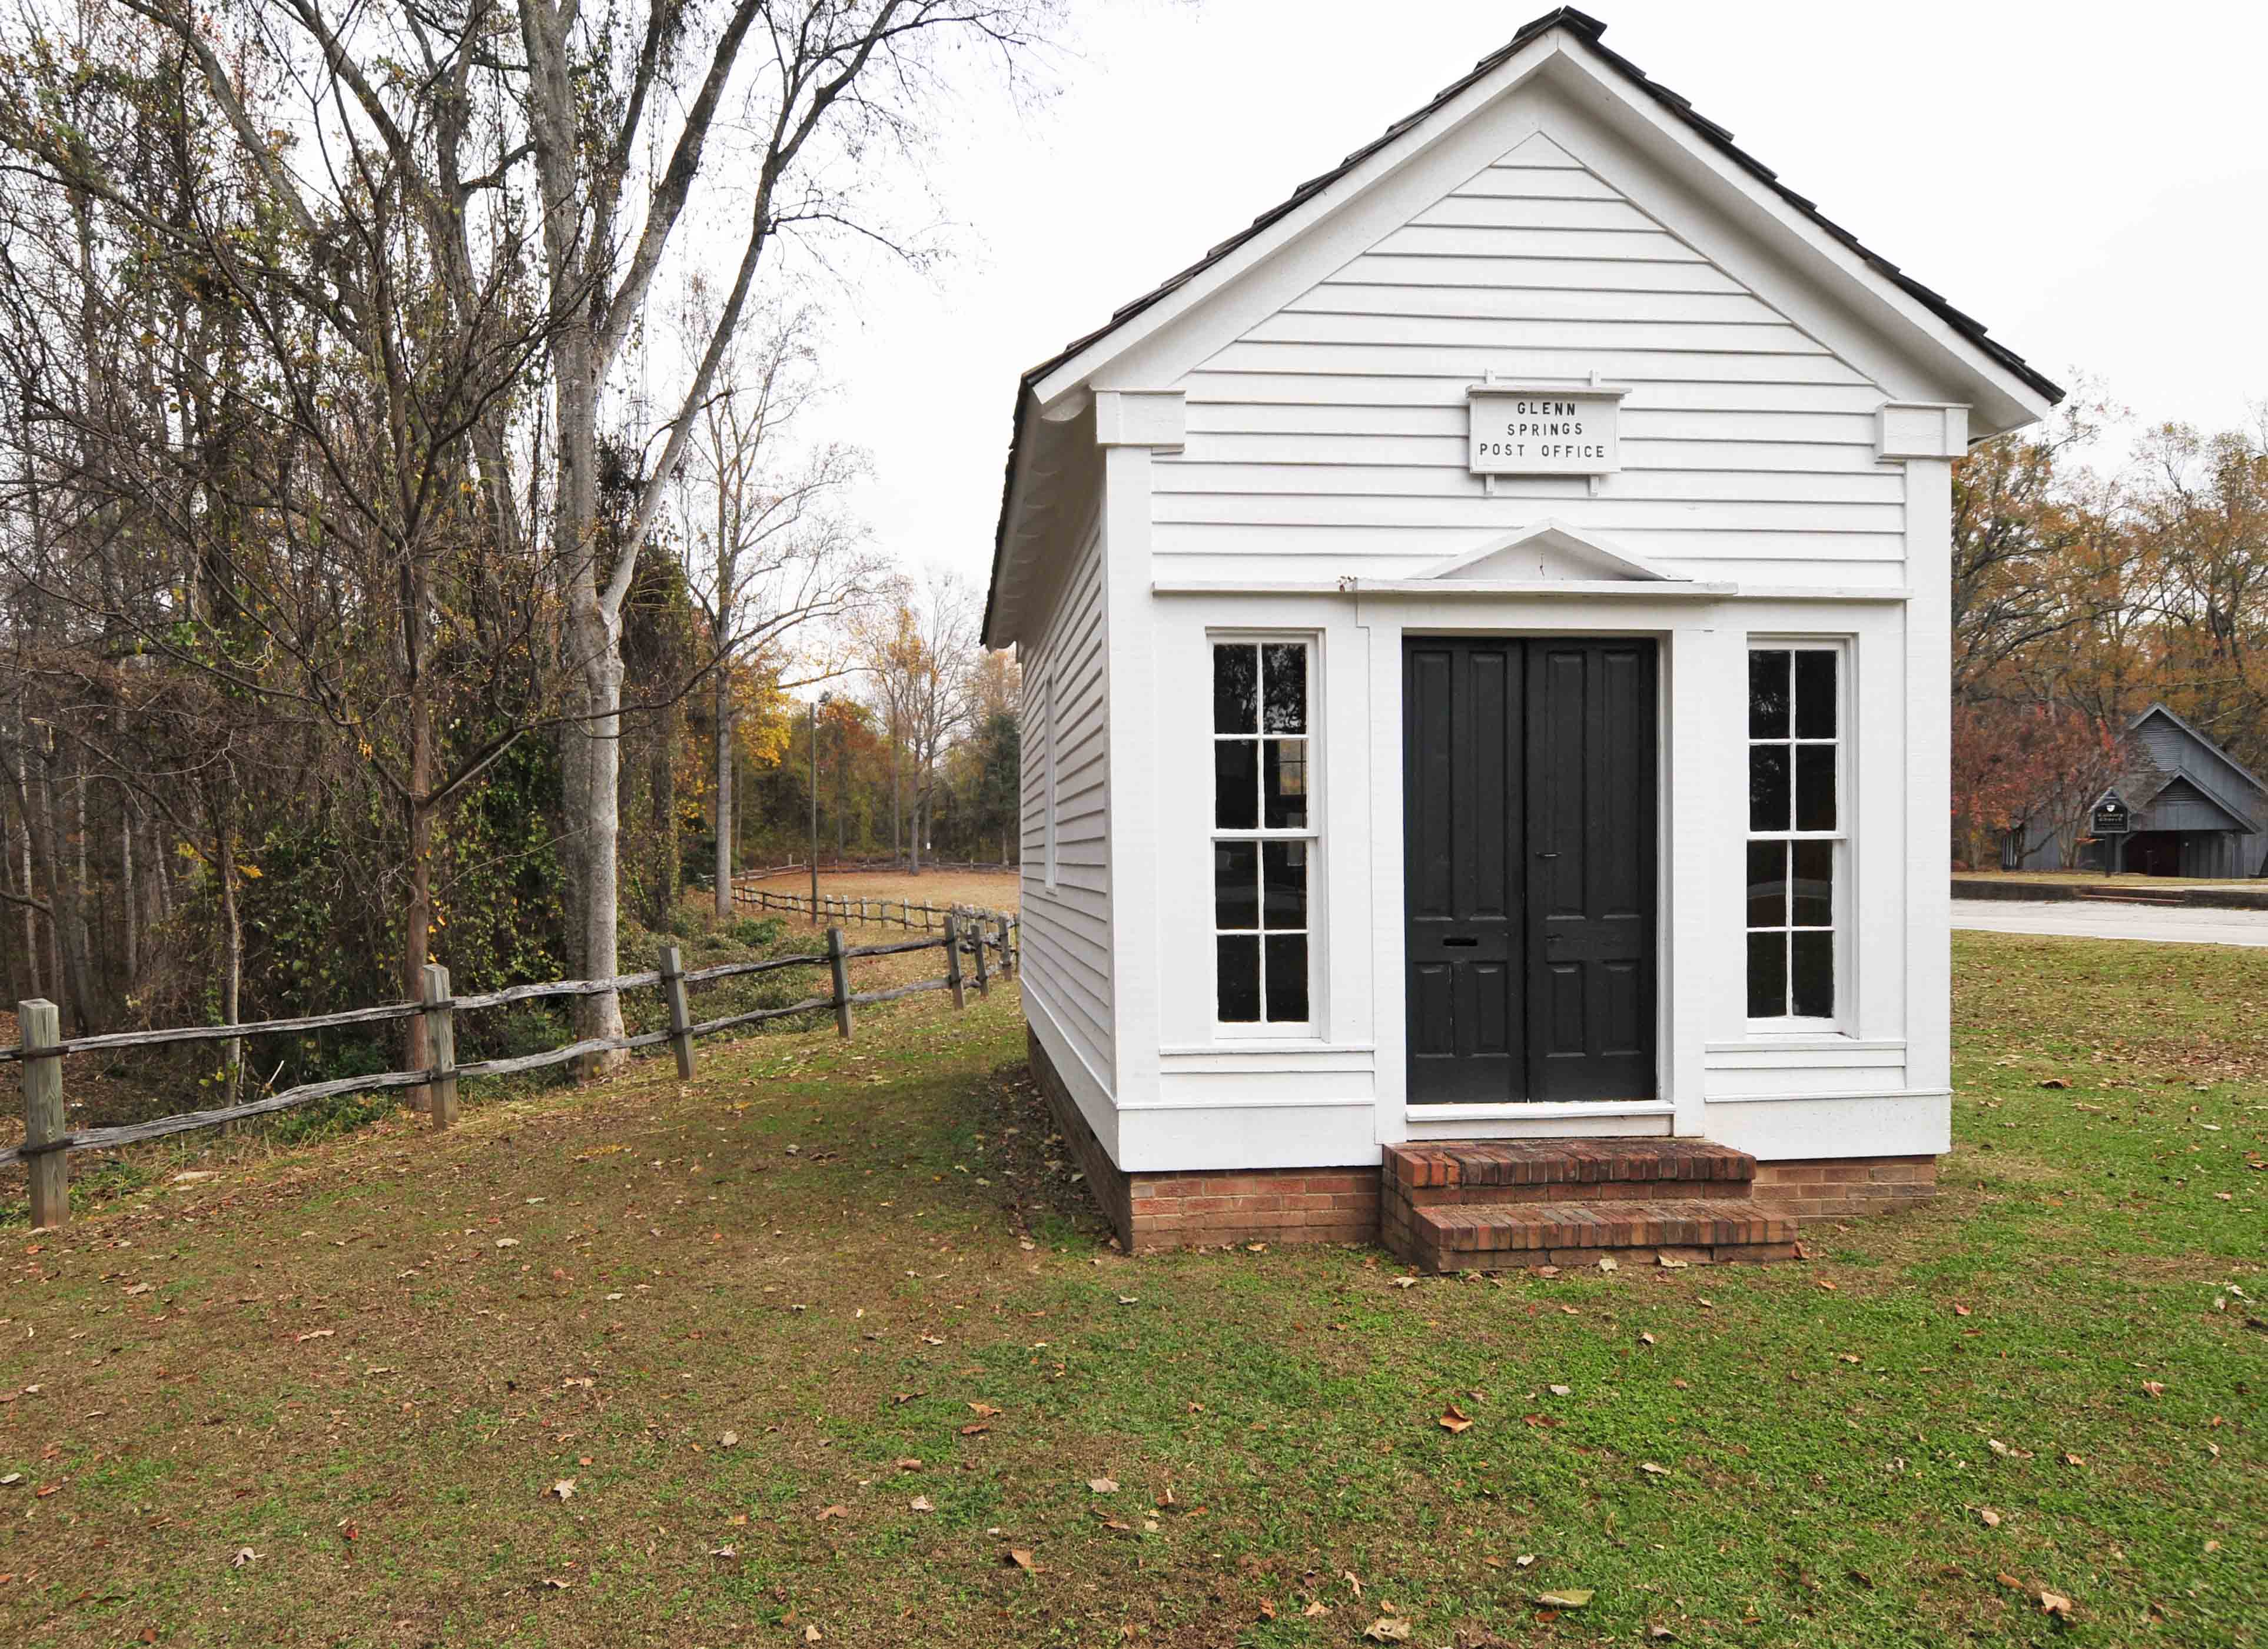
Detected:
left=1466, top=383, right=1626, bottom=478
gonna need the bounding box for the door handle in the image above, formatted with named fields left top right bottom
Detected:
left=1442, top=936, right=1479, bottom=948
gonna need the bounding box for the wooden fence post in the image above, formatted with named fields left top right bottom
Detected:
left=421, top=964, right=459, bottom=1131
left=20, top=999, right=65, bottom=1229
left=996, top=916, right=1015, bottom=978
left=942, top=915, right=966, bottom=1010
left=826, top=926, right=854, bottom=1040
left=660, top=945, right=695, bottom=1079
left=971, top=910, right=991, bottom=998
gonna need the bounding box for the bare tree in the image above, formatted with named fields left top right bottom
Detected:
left=673, top=293, right=871, bottom=916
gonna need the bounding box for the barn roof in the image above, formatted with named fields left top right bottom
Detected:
left=985, top=7, right=2064, bottom=644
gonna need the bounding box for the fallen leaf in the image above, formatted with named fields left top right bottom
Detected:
left=1390, top=1276, right=1417, bottom=1289
left=1515, top=1554, right=1535, bottom=1568
left=1087, top=1477, right=1119, bottom=1494
left=1597, top=1256, right=1619, bottom=1273
left=1638, top=1331, right=1657, bottom=1346
left=295, top=1329, right=336, bottom=1342
left=1303, top=1600, right=1331, bottom=1618
left=1548, top=1384, right=1572, bottom=1397
left=1537, top=1588, right=1594, bottom=1608
left=1978, top=1507, right=2002, bottom=1528
left=1639, top=1461, right=1670, bottom=1477
left=718, top=1431, right=738, bottom=1448
left=1437, top=1403, right=1473, bottom=1435
left=230, top=1548, right=257, bottom=1568
left=815, top=1505, right=847, bottom=1521
left=2141, top=1381, right=2166, bottom=1399
left=1363, top=1619, right=1412, bottom=1642
left=2039, top=1590, right=2076, bottom=1620
left=709, top=1544, right=738, bottom=1559
left=1003, top=1548, right=1036, bottom=1571
left=968, top=1402, right=1002, bottom=1418
left=1953, top=1304, right=1972, bottom=1317
left=548, top=1480, right=576, bottom=1501
left=1815, top=1279, right=1838, bottom=1292
left=910, top=1496, right=933, bottom=1513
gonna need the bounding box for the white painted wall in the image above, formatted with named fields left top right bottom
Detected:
left=1017, top=504, right=1115, bottom=1132
left=1148, top=93, right=1923, bottom=590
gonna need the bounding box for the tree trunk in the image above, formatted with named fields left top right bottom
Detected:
left=215, top=825, right=243, bottom=1108
left=32, top=754, right=94, bottom=1033
left=119, top=802, right=136, bottom=988
left=713, top=672, right=735, bottom=920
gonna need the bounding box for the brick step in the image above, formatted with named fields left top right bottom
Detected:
left=1402, top=1198, right=1798, bottom=1272
left=1383, top=1138, right=1756, bottom=1201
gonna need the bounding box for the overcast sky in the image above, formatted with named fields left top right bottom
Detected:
left=808, top=0, right=2268, bottom=594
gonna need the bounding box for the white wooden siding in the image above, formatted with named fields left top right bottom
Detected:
left=1018, top=512, right=1114, bottom=1086
left=1157, top=132, right=1899, bottom=579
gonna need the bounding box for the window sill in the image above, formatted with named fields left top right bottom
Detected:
left=1709, top=1030, right=1902, bottom=1053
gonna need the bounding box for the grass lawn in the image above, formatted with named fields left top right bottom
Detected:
left=0, top=933, right=2260, bottom=1646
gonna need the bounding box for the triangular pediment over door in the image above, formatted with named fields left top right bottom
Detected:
left=1416, top=520, right=1686, bottom=584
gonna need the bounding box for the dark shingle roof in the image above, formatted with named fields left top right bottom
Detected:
left=986, top=7, right=2063, bottom=641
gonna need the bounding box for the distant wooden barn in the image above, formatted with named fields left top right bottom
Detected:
left=2011, top=704, right=2267, bottom=877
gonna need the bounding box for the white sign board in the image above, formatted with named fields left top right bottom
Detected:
left=1467, top=384, right=1625, bottom=477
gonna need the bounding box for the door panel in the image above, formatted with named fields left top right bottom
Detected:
left=1403, top=640, right=1522, bottom=1102
left=1404, top=637, right=1656, bottom=1104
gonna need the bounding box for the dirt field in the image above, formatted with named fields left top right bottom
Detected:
left=737, top=864, right=1021, bottom=914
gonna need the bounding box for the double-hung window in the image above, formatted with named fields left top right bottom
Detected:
left=1212, top=638, right=1315, bottom=1028
left=1745, top=645, right=1843, bottom=1024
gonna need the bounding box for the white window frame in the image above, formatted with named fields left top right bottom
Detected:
left=1744, top=640, right=1849, bottom=1033
left=1208, top=631, right=1320, bottom=1039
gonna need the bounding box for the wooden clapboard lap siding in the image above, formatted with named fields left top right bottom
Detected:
left=1157, top=131, right=1899, bottom=576
left=1018, top=513, right=1114, bottom=1084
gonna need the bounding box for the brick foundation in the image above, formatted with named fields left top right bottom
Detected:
left=1024, top=1030, right=1934, bottom=1248
left=1749, top=1156, right=1940, bottom=1222
left=1025, top=1030, right=1377, bottom=1252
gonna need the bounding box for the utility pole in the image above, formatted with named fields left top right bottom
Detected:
left=808, top=696, right=822, bottom=923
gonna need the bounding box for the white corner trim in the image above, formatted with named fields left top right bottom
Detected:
left=1093, top=389, right=1186, bottom=452
left=1877, top=403, right=1970, bottom=461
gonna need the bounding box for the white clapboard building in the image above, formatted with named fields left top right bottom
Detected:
left=985, top=9, right=2059, bottom=1265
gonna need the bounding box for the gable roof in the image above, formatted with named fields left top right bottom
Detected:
left=985, top=7, right=2064, bottom=645
left=1025, top=8, right=2061, bottom=411
left=2128, top=702, right=2268, bottom=819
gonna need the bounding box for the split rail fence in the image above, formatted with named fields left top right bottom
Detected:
left=732, top=883, right=1019, bottom=970
left=1, top=916, right=1012, bottom=1229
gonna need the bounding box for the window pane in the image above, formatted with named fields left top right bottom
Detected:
left=1795, top=650, right=1837, bottom=739
left=1214, top=739, right=1257, bottom=830
left=1749, top=744, right=1790, bottom=832
left=1748, top=650, right=1790, bottom=739
left=1792, top=930, right=1834, bottom=1018
left=1263, top=739, right=1309, bottom=830
left=1213, top=644, right=1258, bottom=734
left=1747, top=931, right=1786, bottom=1018
left=1262, top=841, right=1307, bottom=930
left=1795, top=744, right=1837, bottom=832
left=1264, top=934, right=1309, bottom=1022
left=1746, top=840, right=1787, bottom=928
left=1262, top=643, right=1307, bottom=733
left=1791, top=840, right=1834, bottom=927
left=1217, top=936, right=1261, bottom=1022
left=1213, top=840, right=1258, bottom=931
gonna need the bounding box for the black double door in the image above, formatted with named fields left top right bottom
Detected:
left=1403, top=637, right=1657, bottom=1105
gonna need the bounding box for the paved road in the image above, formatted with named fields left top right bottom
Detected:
left=1953, top=899, right=2268, bottom=948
